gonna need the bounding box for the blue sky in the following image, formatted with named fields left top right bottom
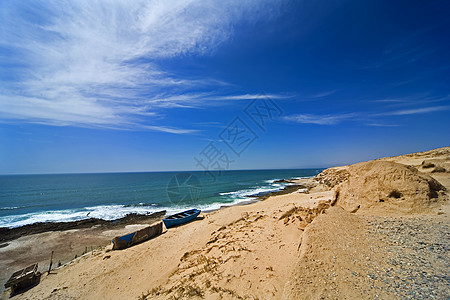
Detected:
left=0, top=0, right=449, bottom=174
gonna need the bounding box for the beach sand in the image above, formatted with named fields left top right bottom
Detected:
left=1, top=147, right=449, bottom=299
left=0, top=213, right=165, bottom=293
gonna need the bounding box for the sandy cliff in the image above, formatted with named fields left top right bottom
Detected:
left=283, top=147, right=449, bottom=299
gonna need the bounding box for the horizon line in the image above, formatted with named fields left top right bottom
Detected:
left=0, top=167, right=328, bottom=177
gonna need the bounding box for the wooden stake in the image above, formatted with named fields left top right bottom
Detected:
left=48, top=251, right=54, bottom=274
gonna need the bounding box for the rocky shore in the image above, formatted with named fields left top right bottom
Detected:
left=0, top=211, right=166, bottom=244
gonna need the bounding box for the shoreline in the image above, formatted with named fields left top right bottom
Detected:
left=0, top=212, right=167, bottom=293
left=0, top=170, right=318, bottom=230
left=0, top=177, right=311, bottom=242
left=0, top=177, right=315, bottom=293
left=1, top=175, right=328, bottom=299
left=0, top=211, right=166, bottom=244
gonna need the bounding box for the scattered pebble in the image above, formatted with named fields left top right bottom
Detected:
left=366, top=216, right=449, bottom=299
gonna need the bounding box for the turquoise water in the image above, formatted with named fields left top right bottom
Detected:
left=0, top=169, right=322, bottom=228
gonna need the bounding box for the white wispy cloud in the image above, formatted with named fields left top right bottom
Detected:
left=283, top=104, right=449, bottom=127
left=371, top=94, right=450, bottom=107
left=365, top=123, right=400, bottom=127
left=0, top=0, right=284, bottom=133
left=212, top=94, right=294, bottom=100
left=379, top=105, right=450, bottom=116
left=284, top=113, right=356, bottom=125
left=372, top=98, right=409, bottom=103
left=144, top=92, right=292, bottom=108
left=309, top=90, right=337, bottom=98
left=359, top=26, right=439, bottom=70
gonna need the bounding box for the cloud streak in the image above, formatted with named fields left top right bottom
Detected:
left=284, top=105, right=449, bottom=126
left=284, top=113, right=356, bottom=125
left=0, top=0, right=284, bottom=133
left=143, top=92, right=293, bottom=109
left=381, top=106, right=450, bottom=116
left=309, top=90, right=337, bottom=98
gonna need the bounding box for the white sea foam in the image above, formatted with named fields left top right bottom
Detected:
left=0, top=177, right=300, bottom=228
left=290, top=176, right=314, bottom=180
left=264, top=178, right=280, bottom=184
left=0, top=204, right=165, bottom=228
left=219, top=187, right=275, bottom=199
left=219, top=178, right=290, bottom=202
left=0, top=206, right=24, bottom=210
left=0, top=201, right=242, bottom=228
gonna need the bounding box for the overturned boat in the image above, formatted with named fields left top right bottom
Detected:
left=112, top=221, right=163, bottom=250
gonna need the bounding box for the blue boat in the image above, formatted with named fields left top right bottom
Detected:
left=163, top=209, right=201, bottom=228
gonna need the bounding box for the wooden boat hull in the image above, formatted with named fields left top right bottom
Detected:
left=112, top=221, right=163, bottom=250
left=163, top=209, right=201, bottom=228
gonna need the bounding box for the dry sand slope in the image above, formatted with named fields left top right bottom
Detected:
left=3, top=147, right=449, bottom=300
left=284, top=147, right=450, bottom=299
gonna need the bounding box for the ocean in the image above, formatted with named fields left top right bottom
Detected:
left=0, top=169, right=322, bottom=228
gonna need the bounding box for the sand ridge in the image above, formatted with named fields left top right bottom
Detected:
left=333, top=160, right=446, bottom=215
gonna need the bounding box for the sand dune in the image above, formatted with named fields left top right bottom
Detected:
left=285, top=147, right=449, bottom=299
left=333, top=160, right=446, bottom=215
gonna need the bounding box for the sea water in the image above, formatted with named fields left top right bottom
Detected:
left=0, top=169, right=322, bottom=228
